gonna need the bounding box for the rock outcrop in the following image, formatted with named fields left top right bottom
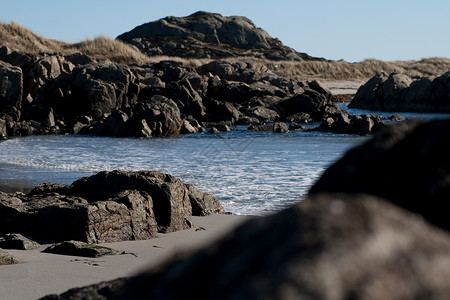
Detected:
left=0, top=170, right=224, bottom=243
left=0, top=233, right=39, bottom=250
left=310, top=119, right=450, bottom=231
left=349, top=71, right=450, bottom=113
left=117, top=11, right=319, bottom=62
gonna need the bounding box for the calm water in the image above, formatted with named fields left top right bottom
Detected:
left=0, top=127, right=366, bottom=215
left=1, top=106, right=448, bottom=215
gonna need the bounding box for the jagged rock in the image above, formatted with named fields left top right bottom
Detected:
left=310, top=119, right=450, bottom=231
left=277, top=89, right=329, bottom=121
left=133, top=95, right=182, bottom=137
left=186, top=184, right=225, bottom=216
left=41, top=62, right=139, bottom=121
left=0, top=233, right=39, bottom=250
left=0, top=248, right=18, bottom=265
left=43, top=241, right=119, bottom=258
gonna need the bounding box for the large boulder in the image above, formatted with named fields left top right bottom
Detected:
left=310, top=119, right=450, bottom=231
left=349, top=71, right=450, bottom=113
left=0, top=170, right=224, bottom=243
left=131, top=95, right=183, bottom=137
left=44, top=194, right=450, bottom=299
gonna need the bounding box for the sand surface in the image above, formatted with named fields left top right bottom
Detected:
left=324, top=80, right=363, bottom=95
left=0, top=214, right=252, bottom=300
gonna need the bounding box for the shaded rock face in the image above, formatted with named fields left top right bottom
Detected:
left=117, top=11, right=318, bottom=61
left=0, top=233, right=39, bottom=250
left=0, top=61, right=23, bottom=111
left=349, top=71, right=450, bottom=113
left=310, top=119, right=450, bottom=231
left=47, top=194, right=450, bottom=299
left=0, top=170, right=224, bottom=243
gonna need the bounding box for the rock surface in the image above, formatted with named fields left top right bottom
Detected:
left=310, top=119, right=450, bottom=231
left=349, top=71, right=450, bottom=113
left=0, top=170, right=224, bottom=243
left=117, top=11, right=319, bottom=62
left=0, top=248, right=18, bottom=265
left=0, top=233, right=39, bottom=250
left=43, top=241, right=119, bottom=258
left=42, top=194, right=450, bottom=299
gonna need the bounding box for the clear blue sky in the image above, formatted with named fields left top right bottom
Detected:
left=1, top=0, right=449, bottom=62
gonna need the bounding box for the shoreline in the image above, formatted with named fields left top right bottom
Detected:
left=0, top=214, right=252, bottom=300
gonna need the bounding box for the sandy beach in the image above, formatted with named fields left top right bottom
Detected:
left=0, top=214, right=252, bottom=300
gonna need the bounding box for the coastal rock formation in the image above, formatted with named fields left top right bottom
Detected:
left=310, top=119, right=450, bottom=231
left=349, top=71, right=450, bottom=113
left=117, top=11, right=318, bottom=61
left=43, top=194, right=450, bottom=299
left=1, top=48, right=344, bottom=138
left=0, top=170, right=224, bottom=243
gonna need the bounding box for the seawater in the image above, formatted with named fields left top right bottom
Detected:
left=0, top=127, right=366, bottom=215
left=1, top=105, right=448, bottom=216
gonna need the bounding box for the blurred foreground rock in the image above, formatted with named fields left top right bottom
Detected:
left=310, top=119, right=450, bottom=231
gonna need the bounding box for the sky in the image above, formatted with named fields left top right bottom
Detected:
left=1, top=0, right=449, bottom=62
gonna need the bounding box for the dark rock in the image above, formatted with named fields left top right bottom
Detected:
left=134, top=95, right=182, bottom=137
left=41, top=62, right=139, bottom=122
left=22, top=105, right=55, bottom=127
left=69, top=170, right=193, bottom=233
left=0, top=61, right=23, bottom=111
left=0, top=233, right=40, bottom=250
left=0, top=248, right=18, bottom=265
left=310, top=119, right=450, bottom=231
left=204, top=99, right=240, bottom=123
left=349, top=71, right=450, bottom=113
left=186, top=184, right=225, bottom=216
left=43, top=240, right=118, bottom=258
left=288, top=122, right=306, bottom=131
left=180, top=120, right=198, bottom=134
left=52, top=193, right=450, bottom=299
left=1, top=170, right=221, bottom=243
left=348, top=72, right=388, bottom=110
left=277, top=89, right=329, bottom=121
left=39, top=278, right=130, bottom=300
left=117, top=12, right=318, bottom=61
left=64, top=53, right=95, bottom=66
left=389, top=114, right=407, bottom=121
left=308, top=80, right=332, bottom=98
left=273, top=122, right=288, bottom=133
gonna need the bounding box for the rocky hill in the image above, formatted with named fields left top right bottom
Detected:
left=117, top=11, right=321, bottom=61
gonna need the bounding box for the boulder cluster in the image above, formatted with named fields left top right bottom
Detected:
left=117, top=11, right=318, bottom=61
left=0, top=170, right=224, bottom=244
left=1, top=47, right=391, bottom=139
left=349, top=71, right=450, bottom=113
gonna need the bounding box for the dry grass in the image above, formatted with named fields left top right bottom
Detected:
left=1, top=21, right=449, bottom=81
